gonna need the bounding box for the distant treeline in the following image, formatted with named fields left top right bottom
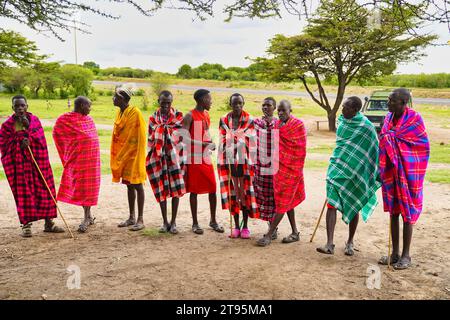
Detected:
left=1, top=61, right=449, bottom=98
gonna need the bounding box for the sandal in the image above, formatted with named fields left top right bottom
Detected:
left=209, top=222, right=224, bottom=233
left=44, top=220, right=65, bottom=233
left=393, top=257, right=412, bottom=270
left=192, top=224, right=204, bottom=235
left=344, top=242, right=355, bottom=256
left=169, top=224, right=178, bottom=235
left=118, top=218, right=135, bottom=228
left=159, top=223, right=171, bottom=233
left=378, top=254, right=400, bottom=265
left=240, top=228, right=251, bottom=239
left=256, top=236, right=271, bottom=247
left=316, top=244, right=335, bottom=255
left=264, top=227, right=278, bottom=240
left=21, top=223, right=32, bottom=238
left=78, top=221, right=90, bottom=233
left=282, top=232, right=300, bottom=243
left=229, top=228, right=240, bottom=239
left=130, top=223, right=145, bottom=231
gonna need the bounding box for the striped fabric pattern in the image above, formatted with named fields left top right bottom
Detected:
left=146, top=108, right=186, bottom=203
left=217, top=111, right=259, bottom=218
left=0, top=113, right=57, bottom=225
left=326, top=112, right=381, bottom=224
left=379, top=108, right=430, bottom=224
left=53, top=112, right=101, bottom=206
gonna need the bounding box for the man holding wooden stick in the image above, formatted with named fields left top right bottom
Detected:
left=378, top=88, right=430, bottom=270
left=316, top=97, right=380, bottom=256
left=0, top=95, right=64, bottom=237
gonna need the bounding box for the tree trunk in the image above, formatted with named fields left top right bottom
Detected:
left=327, top=111, right=337, bottom=132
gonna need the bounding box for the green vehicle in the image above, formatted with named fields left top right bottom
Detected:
left=361, top=89, right=412, bottom=133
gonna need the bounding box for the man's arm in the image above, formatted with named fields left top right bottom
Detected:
left=181, top=112, right=214, bottom=149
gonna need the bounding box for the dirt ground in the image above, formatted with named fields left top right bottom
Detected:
left=0, top=119, right=449, bottom=300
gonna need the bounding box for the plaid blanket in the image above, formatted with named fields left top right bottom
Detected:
left=273, top=116, right=306, bottom=214
left=217, top=111, right=258, bottom=217
left=0, top=113, right=57, bottom=225
left=146, top=108, right=186, bottom=203
left=326, top=113, right=381, bottom=224
left=53, top=112, right=101, bottom=206
left=379, top=108, right=430, bottom=224
left=254, top=117, right=278, bottom=221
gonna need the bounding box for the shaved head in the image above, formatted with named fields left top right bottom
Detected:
left=74, top=96, right=90, bottom=109
left=74, top=96, right=92, bottom=115
left=392, top=88, right=411, bottom=105
left=279, top=99, right=292, bottom=110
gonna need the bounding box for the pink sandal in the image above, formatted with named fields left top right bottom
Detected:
left=229, top=228, right=240, bottom=238
left=240, top=228, right=251, bottom=239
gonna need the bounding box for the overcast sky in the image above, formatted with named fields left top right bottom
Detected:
left=2, top=1, right=449, bottom=74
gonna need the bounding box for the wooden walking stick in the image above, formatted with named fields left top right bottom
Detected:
left=27, top=146, right=74, bottom=239
left=228, top=163, right=233, bottom=237
left=310, top=199, right=327, bottom=242
left=388, top=215, right=392, bottom=269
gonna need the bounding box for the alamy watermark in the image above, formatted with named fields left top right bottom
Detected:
left=66, top=264, right=81, bottom=290
left=366, top=264, right=381, bottom=290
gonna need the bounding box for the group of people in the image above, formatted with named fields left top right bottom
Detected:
left=0, top=87, right=429, bottom=270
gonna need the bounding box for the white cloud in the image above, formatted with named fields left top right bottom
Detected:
left=0, top=1, right=448, bottom=74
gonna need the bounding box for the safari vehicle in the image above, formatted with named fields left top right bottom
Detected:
left=361, top=89, right=413, bottom=133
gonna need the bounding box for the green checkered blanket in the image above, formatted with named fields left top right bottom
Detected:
left=326, top=112, right=381, bottom=224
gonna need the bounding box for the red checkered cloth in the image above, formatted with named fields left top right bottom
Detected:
left=254, top=117, right=278, bottom=221
left=217, top=111, right=259, bottom=218
left=53, top=112, right=101, bottom=206
left=379, top=107, right=430, bottom=224
left=0, top=113, right=57, bottom=225
left=146, top=108, right=186, bottom=203
left=273, top=116, right=307, bottom=214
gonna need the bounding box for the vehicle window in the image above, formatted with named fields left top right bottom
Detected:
left=368, top=100, right=388, bottom=111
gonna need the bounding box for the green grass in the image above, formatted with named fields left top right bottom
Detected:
left=304, top=159, right=328, bottom=169
left=141, top=227, right=172, bottom=238
left=307, top=144, right=335, bottom=155
left=426, top=169, right=450, bottom=184
left=430, top=143, right=450, bottom=164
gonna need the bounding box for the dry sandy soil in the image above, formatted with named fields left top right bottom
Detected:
left=0, top=120, right=449, bottom=300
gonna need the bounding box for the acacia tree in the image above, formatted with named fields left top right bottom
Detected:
left=0, top=1, right=448, bottom=40
left=256, top=0, right=436, bottom=131
left=0, top=29, right=43, bottom=67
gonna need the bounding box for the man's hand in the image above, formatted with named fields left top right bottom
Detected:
left=20, top=116, right=29, bottom=129
left=21, top=138, right=30, bottom=150
left=205, top=141, right=216, bottom=151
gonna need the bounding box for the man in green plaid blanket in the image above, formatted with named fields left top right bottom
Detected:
left=317, top=97, right=381, bottom=256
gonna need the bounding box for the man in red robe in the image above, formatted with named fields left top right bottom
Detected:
left=182, top=89, right=224, bottom=234
left=0, top=95, right=64, bottom=237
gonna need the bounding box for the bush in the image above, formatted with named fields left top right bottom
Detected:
left=140, top=94, right=150, bottom=111
left=150, top=73, right=171, bottom=98
left=60, top=64, right=94, bottom=97
left=135, top=88, right=146, bottom=96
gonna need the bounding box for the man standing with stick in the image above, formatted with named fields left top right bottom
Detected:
left=378, top=88, right=430, bottom=270
left=0, top=95, right=65, bottom=237
left=316, top=97, right=380, bottom=256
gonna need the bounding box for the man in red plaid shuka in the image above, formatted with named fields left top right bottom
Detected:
left=257, top=100, right=306, bottom=247
left=146, top=91, right=186, bottom=234
left=0, top=95, right=64, bottom=237
left=254, top=97, right=279, bottom=238
left=53, top=96, right=101, bottom=233
left=218, top=93, right=258, bottom=239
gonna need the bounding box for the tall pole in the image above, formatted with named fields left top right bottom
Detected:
left=73, top=19, right=78, bottom=65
